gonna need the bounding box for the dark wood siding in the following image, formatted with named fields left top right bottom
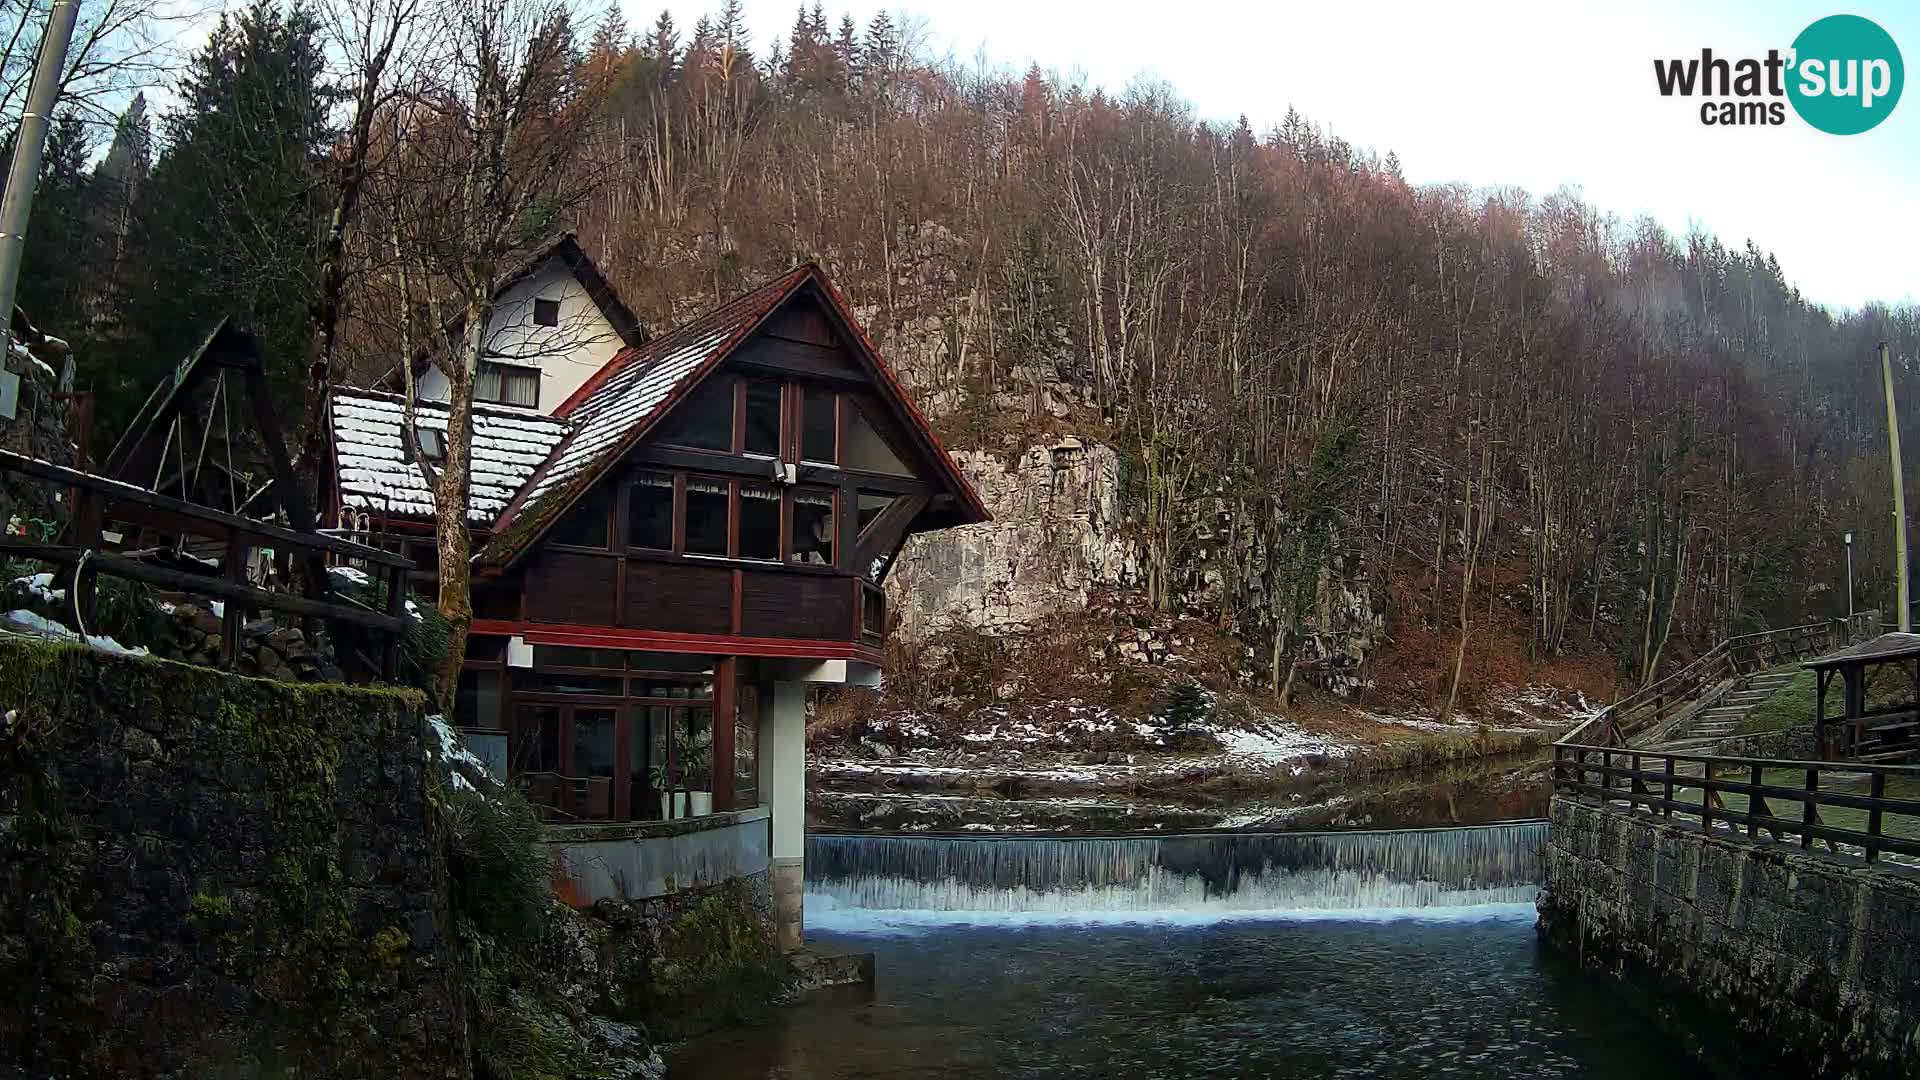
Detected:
left=525, top=551, right=616, bottom=625
left=624, top=560, right=733, bottom=634
left=730, top=335, right=863, bottom=380
left=740, top=570, right=852, bottom=640
left=761, top=300, right=838, bottom=347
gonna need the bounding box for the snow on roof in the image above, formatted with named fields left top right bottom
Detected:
left=523, top=322, right=740, bottom=505
left=330, top=388, right=570, bottom=524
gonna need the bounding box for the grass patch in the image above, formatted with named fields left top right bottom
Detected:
left=1739, top=668, right=1913, bottom=735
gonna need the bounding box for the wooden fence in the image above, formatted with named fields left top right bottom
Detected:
left=1551, top=744, right=1920, bottom=863
left=0, top=448, right=413, bottom=676
left=1560, top=613, right=1881, bottom=749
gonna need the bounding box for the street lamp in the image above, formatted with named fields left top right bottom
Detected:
left=1845, top=532, right=1854, bottom=620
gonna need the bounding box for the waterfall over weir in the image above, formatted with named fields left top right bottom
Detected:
left=807, top=822, right=1546, bottom=914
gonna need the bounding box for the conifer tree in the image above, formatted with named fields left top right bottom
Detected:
left=91, top=0, right=333, bottom=445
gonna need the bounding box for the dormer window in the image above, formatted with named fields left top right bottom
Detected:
left=415, top=426, right=446, bottom=464
left=476, top=360, right=539, bottom=408
left=533, top=297, right=560, bottom=326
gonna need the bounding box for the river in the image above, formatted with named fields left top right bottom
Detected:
left=669, top=824, right=1714, bottom=1079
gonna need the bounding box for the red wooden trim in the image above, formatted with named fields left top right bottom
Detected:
left=473, top=619, right=884, bottom=664
left=730, top=568, right=743, bottom=634
left=714, top=657, right=736, bottom=811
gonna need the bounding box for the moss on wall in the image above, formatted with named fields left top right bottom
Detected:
left=0, top=639, right=463, bottom=1079
left=606, top=875, right=786, bottom=1041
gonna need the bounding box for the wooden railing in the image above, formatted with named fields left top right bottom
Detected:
left=1552, top=744, right=1920, bottom=863
left=1560, top=612, right=1881, bottom=748
left=0, top=448, right=414, bottom=676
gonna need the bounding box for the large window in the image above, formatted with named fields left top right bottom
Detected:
left=628, top=471, right=674, bottom=550
left=655, top=378, right=733, bottom=450
left=743, top=380, right=782, bottom=456
left=476, top=360, right=539, bottom=408
left=616, top=470, right=853, bottom=570
left=801, top=387, right=837, bottom=462
left=684, top=477, right=730, bottom=555
left=844, top=403, right=912, bottom=476
left=739, top=483, right=781, bottom=561
left=790, top=488, right=835, bottom=566
left=649, top=376, right=914, bottom=479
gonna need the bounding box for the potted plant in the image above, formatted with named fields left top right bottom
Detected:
left=647, top=764, right=686, bottom=819
left=681, top=744, right=714, bottom=816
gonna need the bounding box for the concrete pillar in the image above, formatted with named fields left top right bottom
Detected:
left=762, top=679, right=807, bottom=951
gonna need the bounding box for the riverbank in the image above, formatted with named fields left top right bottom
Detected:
left=807, top=685, right=1591, bottom=832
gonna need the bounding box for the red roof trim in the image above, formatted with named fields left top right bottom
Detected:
left=471, top=618, right=886, bottom=664
left=802, top=274, right=992, bottom=524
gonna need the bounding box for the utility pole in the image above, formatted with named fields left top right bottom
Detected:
left=1883, top=340, right=1911, bottom=633
left=0, top=0, right=81, bottom=333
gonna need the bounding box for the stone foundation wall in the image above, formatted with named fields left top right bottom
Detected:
left=1539, top=796, right=1920, bottom=1080
left=0, top=640, right=466, bottom=1079
left=557, top=874, right=783, bottom=1041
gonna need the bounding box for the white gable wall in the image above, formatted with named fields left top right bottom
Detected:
left=415, top=257, right=626, bottom=415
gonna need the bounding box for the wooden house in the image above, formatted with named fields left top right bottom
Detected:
left=324, top=255, right=988, bottom=945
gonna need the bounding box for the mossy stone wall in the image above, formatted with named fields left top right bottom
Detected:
left=1540, top=796, right=1920, bottom=1080
left=0, top=639, right=468, bottom=1078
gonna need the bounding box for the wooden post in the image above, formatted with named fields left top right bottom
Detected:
left=1867, top=770, right=1886, bottom=863
left=1663, top=755, right=1675, bottom=818
left=1802, top=767, right=1818, bottom=849
left=1700, top=760, right=1714, bottom=833
left=220, top=531, right=246, bottom=669
left=1748, top=763, right=1765, bottom=840
left=381, top=563, right=406, bottom=679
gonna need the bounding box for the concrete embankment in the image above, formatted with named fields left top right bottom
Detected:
left=1539, top=797, right=1920, bottom=1080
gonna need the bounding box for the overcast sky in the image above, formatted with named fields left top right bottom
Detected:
left=632, top=0, right=1920, bottom=312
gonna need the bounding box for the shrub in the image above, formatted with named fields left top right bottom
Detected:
left=1152, top=677, right=1213, bottom=740
left=444, top=785, right=550, bottom=949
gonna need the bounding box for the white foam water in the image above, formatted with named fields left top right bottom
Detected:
left=805, top=822, right=1545, bottom=923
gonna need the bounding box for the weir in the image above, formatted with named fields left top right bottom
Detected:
left=807, top=821, right=1546, bottom=913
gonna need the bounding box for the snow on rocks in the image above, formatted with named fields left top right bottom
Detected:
left=11, top=571, right=65, bottom=603
left=427, top=712, right=494, bottom=793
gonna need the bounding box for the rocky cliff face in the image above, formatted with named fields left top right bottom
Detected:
left=888, top=438, right=1135, bottom=640
left=887, top=435, right=1386, bottom=693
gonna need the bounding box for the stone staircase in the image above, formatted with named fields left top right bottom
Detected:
left=1656, top=667, right=1800, bottom=751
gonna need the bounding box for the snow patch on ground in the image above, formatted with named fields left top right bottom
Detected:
left=1, top=609, right=148, bottom=657
left=1210, top=723, right=1347, bottom=764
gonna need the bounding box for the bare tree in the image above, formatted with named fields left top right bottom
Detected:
left=376, top=0, right=605, bottom=702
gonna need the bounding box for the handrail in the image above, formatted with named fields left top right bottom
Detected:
left=1552, top=742, right=1920, bottom=863
left=1559, top=613, right=1881, bottom=748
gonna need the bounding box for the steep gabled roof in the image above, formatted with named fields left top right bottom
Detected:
left=475, top=263, right=989, bottom=568
left=330, top=387, right=571, bottom=524
left=376, top=233, right=647, bottom=391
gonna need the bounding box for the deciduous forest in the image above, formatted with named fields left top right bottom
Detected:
left=12, top=0, right=1920, bottom=699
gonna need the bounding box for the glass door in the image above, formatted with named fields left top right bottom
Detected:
left=571, top=707, right=618, bottom=821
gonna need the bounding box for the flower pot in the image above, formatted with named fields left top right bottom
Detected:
left=658, top=792, right=690, bottom=819
left=689, top=791, right=713, bottom=817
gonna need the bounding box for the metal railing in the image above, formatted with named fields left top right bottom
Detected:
left=1560, top=612, right=1880, bottom=748
left=1552, top=744, right=1920, bottom=863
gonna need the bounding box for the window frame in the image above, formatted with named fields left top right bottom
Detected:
left=533, top=297, right=561, bottom=327
left=475, top=359, right=540, bottom=409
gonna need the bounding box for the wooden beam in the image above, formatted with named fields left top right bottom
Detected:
left=852, top=493, right=928, bottom=572
left=628, top=445, right=933, bottom=495
left=0, top=450, right=410, bottom=567
left=0, top=540, right=409, bottom=632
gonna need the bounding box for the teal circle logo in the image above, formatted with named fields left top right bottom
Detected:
left=1788, top=15, right=1904, bottom=134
